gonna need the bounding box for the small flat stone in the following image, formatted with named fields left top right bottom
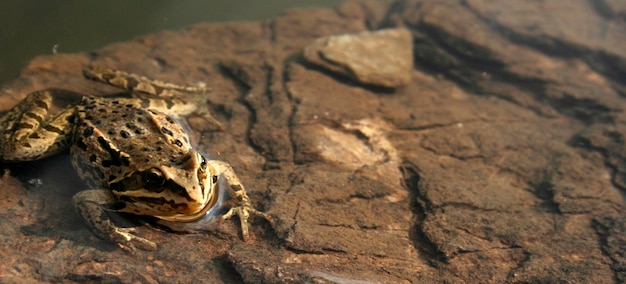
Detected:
left=303, top=28, right=413, bottom=88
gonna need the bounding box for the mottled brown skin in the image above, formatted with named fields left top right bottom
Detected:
left=0, top=66, right=272, bottom=252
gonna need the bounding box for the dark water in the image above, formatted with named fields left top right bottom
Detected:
left=0, top=0, right=343, bottom=84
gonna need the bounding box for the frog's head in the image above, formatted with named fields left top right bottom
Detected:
left=109, top=151, right=218, bottom=220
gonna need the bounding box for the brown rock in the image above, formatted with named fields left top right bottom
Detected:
left=304, top=28, right=413, bottom=88
left=1, top=0, right=626, bottom=283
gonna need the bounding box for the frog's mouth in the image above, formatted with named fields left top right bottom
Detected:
left=153, top=194, right=219, bottom=222
left=113, top=182, right=219, bottom=222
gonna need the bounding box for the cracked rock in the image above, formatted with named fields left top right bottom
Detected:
left=1, top=0, right=626, bottom=283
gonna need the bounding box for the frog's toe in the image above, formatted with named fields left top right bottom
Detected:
left=114, top=227, right=157, bottom=252
left=132, top=237, right=158, bottom=251
left=219, top=205, right=272, bottom=241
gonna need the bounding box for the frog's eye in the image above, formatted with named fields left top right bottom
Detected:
left=143, top=168, right=165, bottom=190
left=199, top=154, right=207, bottom=172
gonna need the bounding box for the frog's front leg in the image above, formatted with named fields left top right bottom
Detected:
left=209, top=160, right=273, bottom=241
left=73, top=189, right=157, bottom=252
left=0, top=91, right=75, bottom=161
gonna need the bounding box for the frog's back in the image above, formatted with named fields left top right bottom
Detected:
left=70, top=96, right=193, bottom=188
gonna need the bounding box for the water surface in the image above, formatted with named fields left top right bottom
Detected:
left=0, top=0, right=343, bottom=84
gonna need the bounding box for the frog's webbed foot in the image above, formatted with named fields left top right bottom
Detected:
left=113, top=227, right=157, bottom=253
left=112, top=227, right=157, bottom=254
left=219, top=199, right=273, bottom=241
left=210, top=160, right=273, bottom=241
left=73, top=189, right=157, bottom=252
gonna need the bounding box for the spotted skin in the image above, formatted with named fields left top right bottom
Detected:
left=0, top=66, right=272, bottom=252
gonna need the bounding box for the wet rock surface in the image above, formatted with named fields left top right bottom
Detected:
left=1, top=0, right=626, bottom=283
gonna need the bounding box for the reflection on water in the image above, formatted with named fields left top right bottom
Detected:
left=0, top=0, right=343, bottom=84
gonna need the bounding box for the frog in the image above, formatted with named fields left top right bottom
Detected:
left=0, top=66, right=272, bottom=252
